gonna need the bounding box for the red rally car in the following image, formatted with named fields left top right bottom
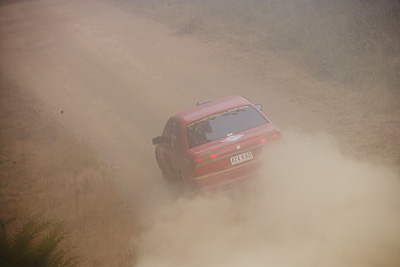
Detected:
left=152, top=95, right=281, bottom=191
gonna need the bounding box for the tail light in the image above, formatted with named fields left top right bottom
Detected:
left=271, top=132, right=281, bottom=140
left=261, top=132, right=282, bottom=143
left=194, top=155, right=209, bottom=167
left=196, top=157, right=205, bottom=164
left=194, top=154, right=217, bottom=167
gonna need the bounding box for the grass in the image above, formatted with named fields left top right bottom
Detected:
left=111, top=0, right=400, bottom=95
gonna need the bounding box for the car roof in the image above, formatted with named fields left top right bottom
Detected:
left=173, top=95, right=254, bottom=126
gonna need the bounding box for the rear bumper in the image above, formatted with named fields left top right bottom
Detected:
left=187, top=159, right=262, bottom=191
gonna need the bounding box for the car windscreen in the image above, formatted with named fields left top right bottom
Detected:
left=186, top=105, right=269, bottom=149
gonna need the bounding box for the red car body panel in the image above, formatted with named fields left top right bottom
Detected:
left=153, top=96, right=281, bottom=191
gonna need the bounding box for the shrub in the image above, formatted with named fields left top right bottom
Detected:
left=0, top=219, right=78, bottom=267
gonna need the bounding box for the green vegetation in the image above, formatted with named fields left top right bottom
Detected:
left=116, top=0, right=400, bottom=92
left=0, top=219, right=78, bottom=267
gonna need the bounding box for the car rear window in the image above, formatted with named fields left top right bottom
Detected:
left=186, top=105, right=268, bottom=148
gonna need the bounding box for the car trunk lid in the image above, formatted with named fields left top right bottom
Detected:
left=189, top=124, right=280, bottom=177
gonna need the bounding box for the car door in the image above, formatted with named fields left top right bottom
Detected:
left=158, top=118, right=175, bottom=177
left=165, top=119, right=185, bottom=178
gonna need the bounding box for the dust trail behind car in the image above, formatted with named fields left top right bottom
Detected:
left=135, top=132, right=400, bottom=267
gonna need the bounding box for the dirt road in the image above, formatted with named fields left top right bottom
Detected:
left=2, top=0, right=397, bottom=191
left=1, top=0, right=399, bottom=266
left=0, top=0, right=318, bottom=204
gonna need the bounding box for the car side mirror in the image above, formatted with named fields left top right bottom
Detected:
left=255, top=104, right=263, bottom=110
left=152, top=136, right=167, bottom=145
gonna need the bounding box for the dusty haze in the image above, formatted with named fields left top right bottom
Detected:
left=137, top=133, right=400, bottom=266
left=0, top=0, right=399, bottom=266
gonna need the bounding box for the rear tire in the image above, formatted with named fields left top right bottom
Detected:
left=156, top=156, right=173, bottom=185
left=179, top=172, right=188, bottom=190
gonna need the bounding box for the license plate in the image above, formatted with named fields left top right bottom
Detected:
left=230, top=151, right=253, bottom=165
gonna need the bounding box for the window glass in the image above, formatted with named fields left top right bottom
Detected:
left=186, top=105, right=268, bottom=148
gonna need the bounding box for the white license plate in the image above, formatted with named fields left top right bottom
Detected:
left=230, top=151, right=253, bottom=165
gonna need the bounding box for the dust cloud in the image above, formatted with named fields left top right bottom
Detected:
left=135, top=132, right=400, bottom=267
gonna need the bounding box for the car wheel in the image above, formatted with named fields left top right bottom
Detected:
left=179, top=172, right=187, bottom=187
left=156, top=156, right=173, bottom=185
left=179, top=171, right=193, bottom=191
